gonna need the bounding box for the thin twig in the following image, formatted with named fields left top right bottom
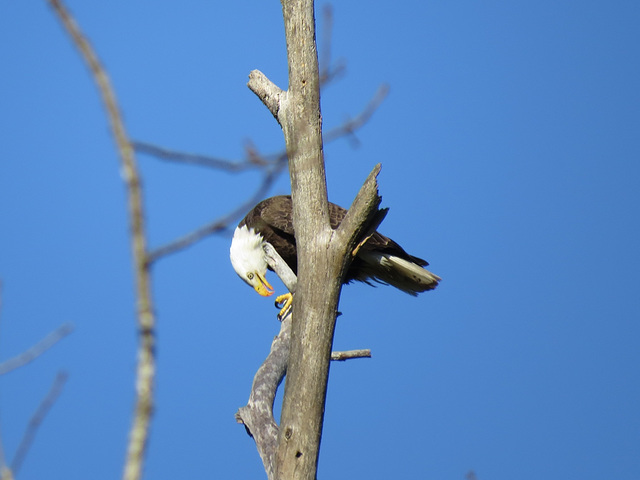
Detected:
left=0, top=323, right=74, bottom=376
left=133, top=141, right=273, bottom=170
left=330, top=349, right=371, bottom=361
left=46, top=2, right=156, bottom=480
left=11, top=371, right=68, bottom=476
left=324, top=84, right=389, bottom=144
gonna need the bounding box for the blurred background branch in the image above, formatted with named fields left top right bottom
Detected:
left=46, top=1, right=157, bottom=479
left=0, top=323, right=73, bottom=376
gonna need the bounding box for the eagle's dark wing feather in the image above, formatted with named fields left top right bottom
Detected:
left=239, top=195, right=431, bottom=284
left=257, top=196, right=296, bottom=235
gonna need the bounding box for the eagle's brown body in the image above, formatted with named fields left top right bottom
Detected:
left=237, top=195, right=440, bottom=294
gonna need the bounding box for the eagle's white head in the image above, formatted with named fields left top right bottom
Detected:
left=229, top=225, right=274, bottom=297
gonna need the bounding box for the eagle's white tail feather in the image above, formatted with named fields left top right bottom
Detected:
left=358, top=252, right=440, bottom=295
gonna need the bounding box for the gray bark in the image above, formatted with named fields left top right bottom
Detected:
left=235, top=244, right=296, bottom=479
left=248, top=0, right=385, bottom=478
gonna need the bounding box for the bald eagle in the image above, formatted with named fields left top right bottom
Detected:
left=230, top=196, right=440, bottom=314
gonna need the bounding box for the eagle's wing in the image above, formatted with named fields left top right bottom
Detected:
left=257, top=196, right=295, bottom=235
left=258, top=196, right=350, bottom=234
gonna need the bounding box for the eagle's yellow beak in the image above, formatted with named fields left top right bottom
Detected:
left=253, top=272, right=275, bottom=297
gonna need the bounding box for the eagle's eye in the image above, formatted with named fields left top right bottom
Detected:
left=247, top=272, right=254, bottom=280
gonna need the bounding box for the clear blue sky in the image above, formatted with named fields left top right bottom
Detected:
left=1, top=1, right=639, bottom=479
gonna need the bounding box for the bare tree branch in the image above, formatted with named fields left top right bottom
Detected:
left=330, top=349, right=371, bottom=361
left=11, top=371, right=68, bottom=476
left=235, top=313, right=291, bottom=480
left=248, top=70, right=286, bottom=121
left=262, top=243, right=298, bottom=293
left=0, top=323, right=74, bottom=376
left=334, top=163, right=383, bottom=249
left=0, top=287, right=71, bottom=480
left=45, top=2, right=156, bottom=480
left=133, top=141, right=274, bottom=170
left=235, top=243, right=296, bottom=480
left=324, top=84, right=389, bottom=144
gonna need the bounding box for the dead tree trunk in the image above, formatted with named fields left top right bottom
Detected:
left=248, top=1, right=386, bottom=478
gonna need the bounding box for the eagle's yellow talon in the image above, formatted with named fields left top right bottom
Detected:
left=275, top=292, right=293, bottom=320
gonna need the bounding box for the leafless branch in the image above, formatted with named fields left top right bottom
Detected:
left=235, top=245, right=297, bottom=480
left=335, top=163, right=383, bottom=249
left=0, top=323, right=74, bottom=376
left=248, top=70, right=285, bottom=121
left=46, top=2, right=156, bottom=480
left=235, top=313, right=291, bottom=480
left=11, top=371, right=68, bottom=476
left=324, top=84, right=389, bottom=144
left=263, top=243, right=298, bottom=293
left=133, top=141, right=274, bottom=170
left=330, top=349, right=371, bottom=361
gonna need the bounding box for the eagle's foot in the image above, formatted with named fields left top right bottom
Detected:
left=275, top=292, right=293, bottom=320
